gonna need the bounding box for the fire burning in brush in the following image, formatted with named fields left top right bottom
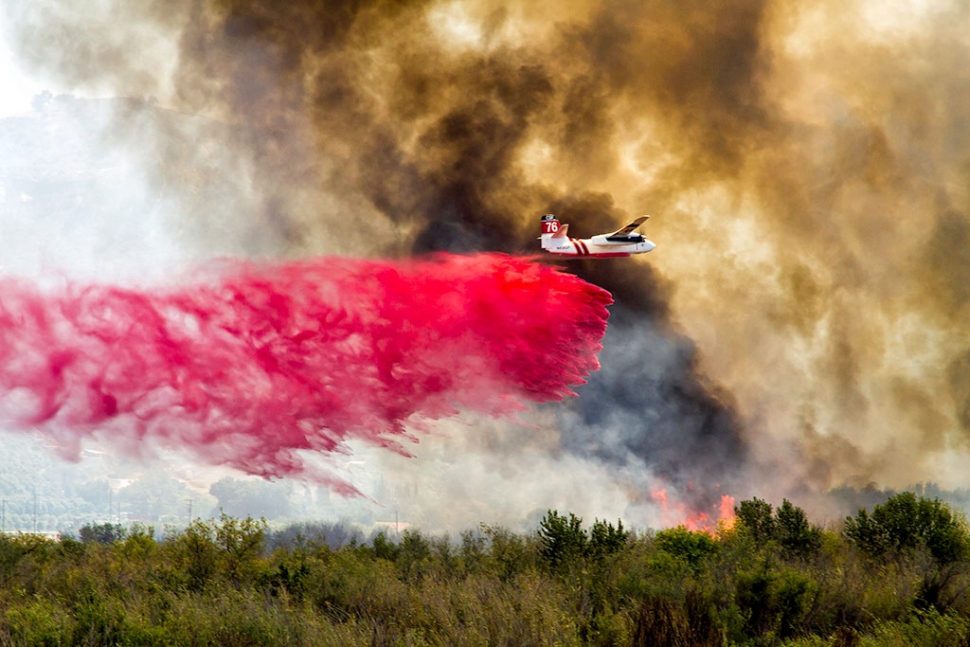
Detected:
left=0, top=253, right=612, bottom=490
left=652, top=487, right=736, bottom=535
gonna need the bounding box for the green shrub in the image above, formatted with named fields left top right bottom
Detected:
left=736, top=497, right=776, bottom=543
left=78, top=522, right=127, bottom=545
left=655, top=526, right=718, bottom=573
left=861, top=608, right=970, bottom=646
left=845, top=493, right=970, bottom=563
left=734, top=497, right=823, bottom=559
left=538, top=510, right=587, bottom=570
left=5, top=596, right=73, bottom=647
left=777, top=500, right=823, bottom=559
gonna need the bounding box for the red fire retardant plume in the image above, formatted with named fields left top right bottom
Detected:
left=0, top=254, right=611, bottom=491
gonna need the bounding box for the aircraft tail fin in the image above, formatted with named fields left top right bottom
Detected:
left=540, top=214, right=565, bottom=249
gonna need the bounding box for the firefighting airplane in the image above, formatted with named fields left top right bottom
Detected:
left=539, top=214, right=656, bottom=258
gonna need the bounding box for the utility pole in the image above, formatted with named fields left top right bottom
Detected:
left=2, top=499, right=5, bottom=533
left=33, top=491, right=37, bottom=534
left=186, top=498, right=194, bottom=526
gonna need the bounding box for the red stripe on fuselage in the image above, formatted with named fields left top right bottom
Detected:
left=569, top=238, right=586, bottom=255
left=552, top=239, right=631, bottom=258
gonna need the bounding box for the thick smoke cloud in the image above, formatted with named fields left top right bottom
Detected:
left=5, top=0, right=969, bottom=524
left=166, top=0, right=755, bottom=516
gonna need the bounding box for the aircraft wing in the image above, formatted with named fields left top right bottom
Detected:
left=606, top=216, right=648, bottom=237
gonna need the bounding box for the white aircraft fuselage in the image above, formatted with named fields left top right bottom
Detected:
left=539, top=214, right=656, bottom=258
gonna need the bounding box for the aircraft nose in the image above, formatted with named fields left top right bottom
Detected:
left=643, top=240, right=656, bottom=252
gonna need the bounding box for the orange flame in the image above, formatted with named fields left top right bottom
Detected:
left=651, top=488, right=736, bottom=536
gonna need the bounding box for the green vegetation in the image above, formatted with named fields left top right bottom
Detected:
left=1, top=493, right=970, bottom=645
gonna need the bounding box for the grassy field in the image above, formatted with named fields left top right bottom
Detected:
left=2, top=493, right=970, bottom=646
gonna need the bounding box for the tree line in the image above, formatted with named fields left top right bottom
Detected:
left=1, top=492, right=970, bottom=645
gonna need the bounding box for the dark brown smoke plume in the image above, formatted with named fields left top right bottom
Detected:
left=6, top=0, right=970, bottom=524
